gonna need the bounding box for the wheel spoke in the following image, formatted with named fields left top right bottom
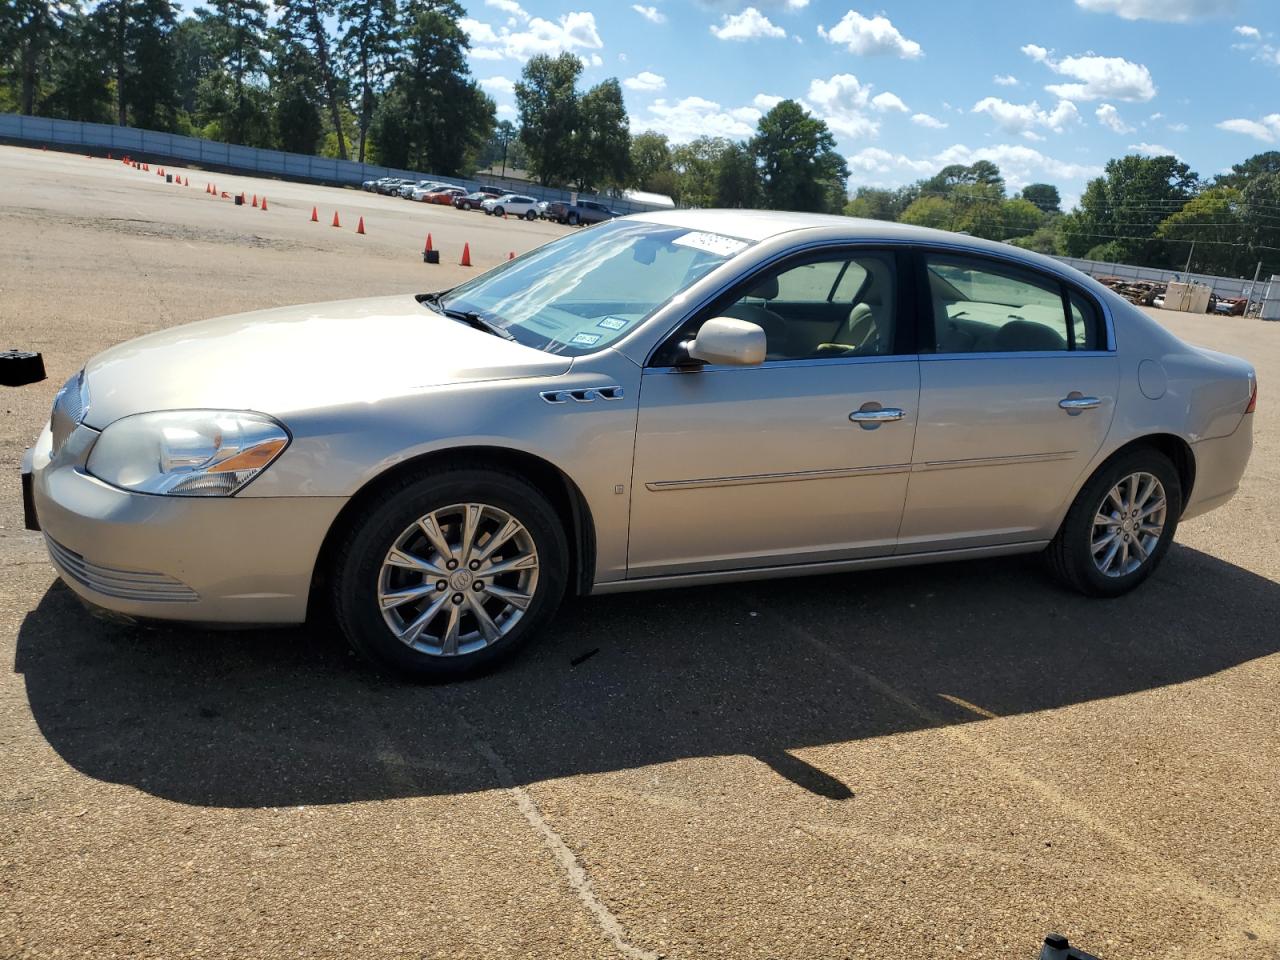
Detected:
left=397, top=593, right=449, bottom=646
left=1118, top=538, right=1130, bottom=572
left=467, top=595, right=501, bottom=641
left=1107, top=488, right=1126, bottom=513
left=485, top=583, right=533, bottom=611
left=1099, top=538, right=1121, bottom=573
left=1138, top=498, right=1166, bottom=520
left=1131, top=536, right=1149, bottom=562
left=458, top=504, right=482, bottom=564
left=440, top=603, right=462, bottom=655
left=1092, top=530, right=1119, bottom=554
left=386, top=548, right=448, bottom=577
left=1094, top=512, right=1121, bottom=528
left=380, top=583, right=437, bottom=610
left=1135, top=475, right=1157, bottom=510
left=483, top=552, right=538, bottom=577
left=417, top=514, right=455, bottom=563
left=475, top=518, right=522, bottom=564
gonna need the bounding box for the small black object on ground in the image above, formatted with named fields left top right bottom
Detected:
left=1, top=350, right=46, bottom=386
left=1040, top=933, right=1102, bottom=960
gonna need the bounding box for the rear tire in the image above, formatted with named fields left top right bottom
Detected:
left=567, top=212, right=579, bottom=226
left=524, top=209, right=536, bottom=221
left=494, top=206, right=504, bottom=218
left=332, top=468, right=569, bottom=681
left=1045, top=447, right=1181, bottom=597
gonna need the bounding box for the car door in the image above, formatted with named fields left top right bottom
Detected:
left=628, top=248, right=920, bottom=579
left=897, top=250, right=1119, bottom=553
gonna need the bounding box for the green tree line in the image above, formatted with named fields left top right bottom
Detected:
left=842, top=152, right=1280, bottom=280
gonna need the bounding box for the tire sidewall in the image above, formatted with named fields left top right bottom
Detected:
left=334, top=470, right=569, bottom=680
left=1063, top=450, right=1182, bottom=596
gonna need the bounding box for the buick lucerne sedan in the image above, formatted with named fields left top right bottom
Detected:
left=22, top=212, right=1257, bottom=679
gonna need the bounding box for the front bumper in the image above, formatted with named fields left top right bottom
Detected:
left=27, top=423, right=347, bottom=624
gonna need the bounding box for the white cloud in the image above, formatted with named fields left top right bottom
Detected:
left=805, top=74, right=879, bottom=139
left=753, top=93, right=784, bottom=111
left=846, top=147, right=935, bottom=176
left=586, top=53, right=604, bottom=67
left=485, top=0, right=528, bottom=18
left=1167, top=121, right=1189, bottom=132
left=1095, top=103, right=1134, bottom=133
left=818, top=10, right=922, bottom=58
left=871, top=91, right=908, bottom=112
left=641, top=96, right=761, bottom=141
left=711, top=7, right=786, bottom=40
left=464, top=11, right=604, bottom=61
left=1234, top=24, right=1259, bottom=37
left=479, top=75, right=515, bottom=94
left=496, top=103, right=517, bottom=118
left=1074, top=0, right=1238, bottom=21
left=632, top=4, right=665, bottom=24
left=1128, top=141, right=1181, bottom=157
left=911, top=112, right=947, bottom=129
left=994, top=74, right=1019, bottom=86
left=972, top=96, right=1080, bottom=134
left=623, top=71, right=666, bottom=92
left=1023, top=47, right=1157, bottom=101
left=1217, top=114, right=1280, bottom=142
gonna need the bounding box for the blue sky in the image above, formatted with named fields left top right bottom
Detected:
left=458, top=0, right=1280, bottom=208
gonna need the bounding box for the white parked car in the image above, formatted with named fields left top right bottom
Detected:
left=409, top=181, right=452, bottom=201
left=482, top=194, right=539, bottom=220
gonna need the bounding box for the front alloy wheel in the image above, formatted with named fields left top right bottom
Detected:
left=333, top=469, right=568, bottom=680
left=1090, top=472, right=1167, bottom=578
left=378, top=503, right=539, bottom=656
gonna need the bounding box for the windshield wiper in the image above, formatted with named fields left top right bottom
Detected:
left=420, top=292, right=515, bottom=341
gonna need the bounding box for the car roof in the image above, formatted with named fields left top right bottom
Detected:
left=624, top=208, right=1074, bottom=275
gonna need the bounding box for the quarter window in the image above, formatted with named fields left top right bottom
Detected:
left=925, top=255, right=1098, bottom=353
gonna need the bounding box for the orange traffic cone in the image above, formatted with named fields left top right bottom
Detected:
left=252, top=194, right=258, bottom=208
left=183, top=176, right=189, bottom=186
left=310, top=206, right=319, bottom=222
left=460, top=242, right=472, bottom=267
left=356, top=216, right=365, bottom=235
left=331, top=210, right=341, bottom=227
left=206, top=183, right=211, bottom=194
left=260, top=196, right=268, bottom=211
left=425, top=233, right=433, bottom=253
left=508, top=251, right=515, bottom=260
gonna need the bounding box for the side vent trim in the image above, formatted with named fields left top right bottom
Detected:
left=540, top=386, right=625, bottom=404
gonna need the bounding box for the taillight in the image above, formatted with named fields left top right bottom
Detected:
left=1246, top=378, right=1257, bottom=414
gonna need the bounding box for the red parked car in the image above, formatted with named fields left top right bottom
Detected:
left=423, top=187, right=466, bottom=205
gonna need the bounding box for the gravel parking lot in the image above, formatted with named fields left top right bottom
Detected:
left=2, top=145, right=1279, bottom=960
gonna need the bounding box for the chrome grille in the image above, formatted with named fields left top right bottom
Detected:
left=50, top=370, right=89, bottom=455
left=46, top=536, right=199, bottom=603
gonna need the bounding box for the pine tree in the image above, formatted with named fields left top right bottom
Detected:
left=276, top=0, right=346, bottom=158
left=202, top=0, right=269, bottom=144
left=337, top=0, right=396, bottom=162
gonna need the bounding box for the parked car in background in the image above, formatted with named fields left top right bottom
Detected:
left=534, top=200, right=551, bottom=220
left=423, top=187, right=466, bottom=205
left=482, top=194, right=539, bottom=219
left=23, top=213, right=1257, bottom=680
left=454, top=190, right=497, bottom=211
left=403, top=180, right=444, bottom=199
left=361, top=178, right=383, bottom=192
left=376, top=178, right=414, bottom=196
left=546, top=199, right=619, bottom=226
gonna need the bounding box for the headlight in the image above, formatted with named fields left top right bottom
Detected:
left=86, top=410, right=290, bottom=497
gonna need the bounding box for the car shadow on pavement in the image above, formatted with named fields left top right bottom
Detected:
left=15, top=544, right=1280, bottom=808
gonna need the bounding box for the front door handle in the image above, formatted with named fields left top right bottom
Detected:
left=1059, top=393, right=1101, bottom=413
left=849, top=406, right=906, bottom=427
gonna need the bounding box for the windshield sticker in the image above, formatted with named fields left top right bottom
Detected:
left=570, top=332, right=602, bottom=346
left=671, top=231, right=750, bottom=257
left=597, top=317, right=628, bottom=330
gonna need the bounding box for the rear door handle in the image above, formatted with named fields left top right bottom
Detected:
left=850, top=407, right=906, bottom=425
left=1059, top=394, right=1101, bottom=413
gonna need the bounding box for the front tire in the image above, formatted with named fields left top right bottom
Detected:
left=332, top=469, right=569, bottom=680
left=524, top=209, right=536, bottom=221
left=567, top=212, right=579, bottom=226
left=1046, top=447, right=1181, bottom=597
left=493, top=206, right=504, bottom=218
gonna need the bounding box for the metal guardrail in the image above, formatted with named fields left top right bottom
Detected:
left=0, top=112, right=669, bottom=216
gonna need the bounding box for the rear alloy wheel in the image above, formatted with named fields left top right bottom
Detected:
left=1046, top=448, right=1181, bottom=597
left=333, top=469, right=568, bottom=680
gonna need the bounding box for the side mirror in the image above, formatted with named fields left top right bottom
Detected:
left=686, top=317, right=767, bottom=366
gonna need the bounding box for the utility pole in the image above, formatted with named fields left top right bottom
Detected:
left=1183, top=240, right=1195, bottom=275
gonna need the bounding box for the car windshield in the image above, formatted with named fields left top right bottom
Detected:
left=436, top=219, right=752, bottom=356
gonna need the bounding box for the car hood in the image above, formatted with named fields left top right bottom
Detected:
left=82, top=295, right=571, bottom=427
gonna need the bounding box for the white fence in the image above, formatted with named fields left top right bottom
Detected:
left=1054, top=254, right=1279, bottom=318
left=0, top=112, right=669, bottom=216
